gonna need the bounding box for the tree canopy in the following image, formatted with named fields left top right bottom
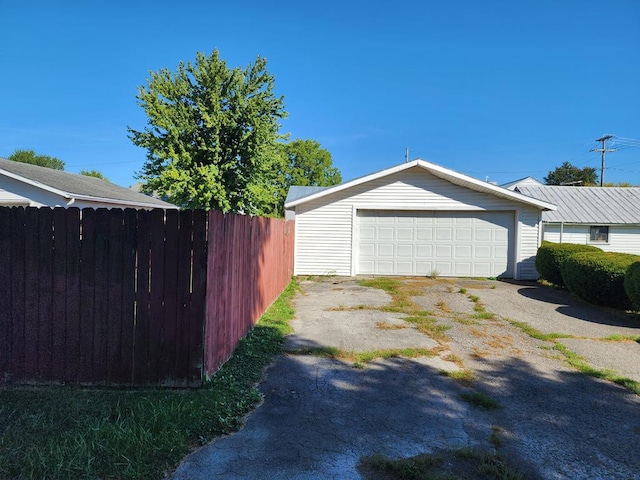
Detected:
left=8, top=149, right=65, bottom=170
left=128, top=50, right=288, bottom=215
left=544, top=161, right=597, bottom=186
left=275, top=139, right=342, bottom=205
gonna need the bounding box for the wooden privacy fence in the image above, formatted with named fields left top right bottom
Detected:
left=0, top=207, right=294, bottom=387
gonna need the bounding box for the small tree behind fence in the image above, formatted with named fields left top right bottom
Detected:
left=0, top=206, right=294, bottom=387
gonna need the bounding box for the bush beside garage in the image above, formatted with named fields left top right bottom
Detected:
left=536, top=241, right=640, bottom=311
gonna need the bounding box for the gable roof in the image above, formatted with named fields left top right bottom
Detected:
left=285, top=185, right=331, bottom=204
left=0, top=158, right=178, bottom=209
left=501, top=176, right=543, bottom=191
left=285, top=159, right=557, bottom=211
left=517, top=186, right=640, bottom=224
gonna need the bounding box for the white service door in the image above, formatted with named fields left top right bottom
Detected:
left=357, top=210, right=513, bottom=277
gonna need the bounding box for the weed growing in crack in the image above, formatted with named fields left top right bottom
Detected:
left=460, top=391, right=502, bottom=410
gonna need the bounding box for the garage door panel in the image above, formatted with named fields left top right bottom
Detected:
left=494, top=229, right=508, bottom=241
left=378, top=228, right=394, bottom=240
left=435, top=262, right=453, bottom=275
left=360, top=244, right=375, bottom=256
left=357, top=210, right=513, bottom=277
left=397, top=227, right=414, bottom=240
left=474, top=246, right=492, bottom=258
left=416, top=228, right=433, bottom=240
left=456, top=228, right=473, bottom=241
left=454, top=262, right=472, bottom=276
left=436, top=228, right=453, bottom=241
left=416, top=261, right=433, bottom=275
left=475, top=228, right=492, bottom=241
left=396, top=262, right=414, bottom=275
left=397, top=245, right=414, bottom=257
left=360, top=226, right=375, bottom=239
left=435, top=244, right=452, bottom=258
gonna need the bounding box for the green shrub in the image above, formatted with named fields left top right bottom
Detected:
left=560, top=251, right=640, bottom=309
left=624, top=262, right=640, bottom=311
left=535, top=241, right=601, bottom=287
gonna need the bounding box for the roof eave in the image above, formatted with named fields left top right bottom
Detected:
left=285, top=159, right=557, bottom=211
left=0, top=169, right=72, bottom=199
left=70, top=193, right=180, bottom=209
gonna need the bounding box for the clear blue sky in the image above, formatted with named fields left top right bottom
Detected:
left=1, top=0, right=639, bottom=188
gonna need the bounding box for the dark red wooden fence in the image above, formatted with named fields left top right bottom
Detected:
left=0, top=206, right=294, bottom=387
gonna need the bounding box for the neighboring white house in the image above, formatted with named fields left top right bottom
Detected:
left=284, top=159, right=556, bottom=280
left=501, top=176, right=543, bottom=191
left=515, top=185, right=640, bottom=255
left=0, top=158, right=178, bottom=209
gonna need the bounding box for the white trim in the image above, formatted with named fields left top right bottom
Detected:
left=285, top=159, right=557, bottom=211
left=70, top=194, right=180, bottom=210
left=0, top=169, right=71, bottom=198
left=350, top=206, right=357, bottom=276
left=513, top=210, right=520, bottom=280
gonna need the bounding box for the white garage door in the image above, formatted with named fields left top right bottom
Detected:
left=357, top=210, right=513, bottom=277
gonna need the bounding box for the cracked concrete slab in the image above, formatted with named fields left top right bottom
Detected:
left=171, top=277, right=640, bottom=480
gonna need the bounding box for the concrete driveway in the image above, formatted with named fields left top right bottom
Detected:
left=172, top=277, right=640, bottom=480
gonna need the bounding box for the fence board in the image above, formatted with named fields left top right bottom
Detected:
left=175, top=210, right=193, bottom=385
left=0, top=207, right=11, bottom=379
left=147, top=208, right=166, bottom=385
left=133, top=209, right=151, bottom=384
left=10, top=208, right=26, bottom=381
left=79, top=209, right=96, bottom=383
left=121, top=209, right=137, bottom=385
left=51, top=207, right=68, bottom=383
left=65, top=208, right=81, bottom=384
left=92, top=209, right=110, bottom=383
left=189, top=209, right=207, bottom=384
left=106, top=209, right=124, bottom=384
left=37, top=208, right=54, bottom=382
left=1, top=206, right=294, bottom=387
left=23, top=208, right=40, bottom=380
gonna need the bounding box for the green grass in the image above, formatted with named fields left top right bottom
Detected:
left=359, top=449, right=523, bottom=480
left=358, top=278, right=449, bottom=341
left=404, top=313, right=451, bottom=341
left=460, top=391, right=502, bottom=410
left=439, top=369, right=474, bottom=386
left=603, top=334, right=640, bottom=342
left=0, top=280, right=298, bottom=480
left=287, top=346, right=439, bottom=367
left=506, top=317, right=640, bottom=395
left=506, top=320, right=574, bottom=341
left=553, top=343, right=640, bottom=395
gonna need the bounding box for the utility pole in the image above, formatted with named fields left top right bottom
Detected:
left=405, top=147, right=409, bottom=163
left=590, top=135, right=617, bottom=187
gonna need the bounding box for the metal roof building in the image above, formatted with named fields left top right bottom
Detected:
left=516, top=186, right=640, bottom=224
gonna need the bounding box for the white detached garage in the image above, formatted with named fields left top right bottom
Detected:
left=284, top=160, right=556, bottom=280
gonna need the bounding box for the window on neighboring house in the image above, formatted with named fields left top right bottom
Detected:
left=589, top=226, right=609, bottom=243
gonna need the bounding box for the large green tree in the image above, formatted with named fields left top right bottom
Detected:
left=280, top=139, right=342, bottom=187
left=8, top=149, right=65, bottom=170
left=544, top=161, right=597, bottom=186
left=128, top=50, right=288, bottom=215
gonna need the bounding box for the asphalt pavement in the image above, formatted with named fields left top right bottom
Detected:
left=171, top=277, right=640, bottom=480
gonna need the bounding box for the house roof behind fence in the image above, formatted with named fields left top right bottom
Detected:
left=517, top=185, right=640, bottom=224
left=0, top=158, right=178, bottom=208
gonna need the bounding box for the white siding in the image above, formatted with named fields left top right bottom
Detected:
left=543, top=224, right=640, bottom=255
left=518, top=208, right=542, bottom=279
left=293, top=167, right=545, bottom=279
